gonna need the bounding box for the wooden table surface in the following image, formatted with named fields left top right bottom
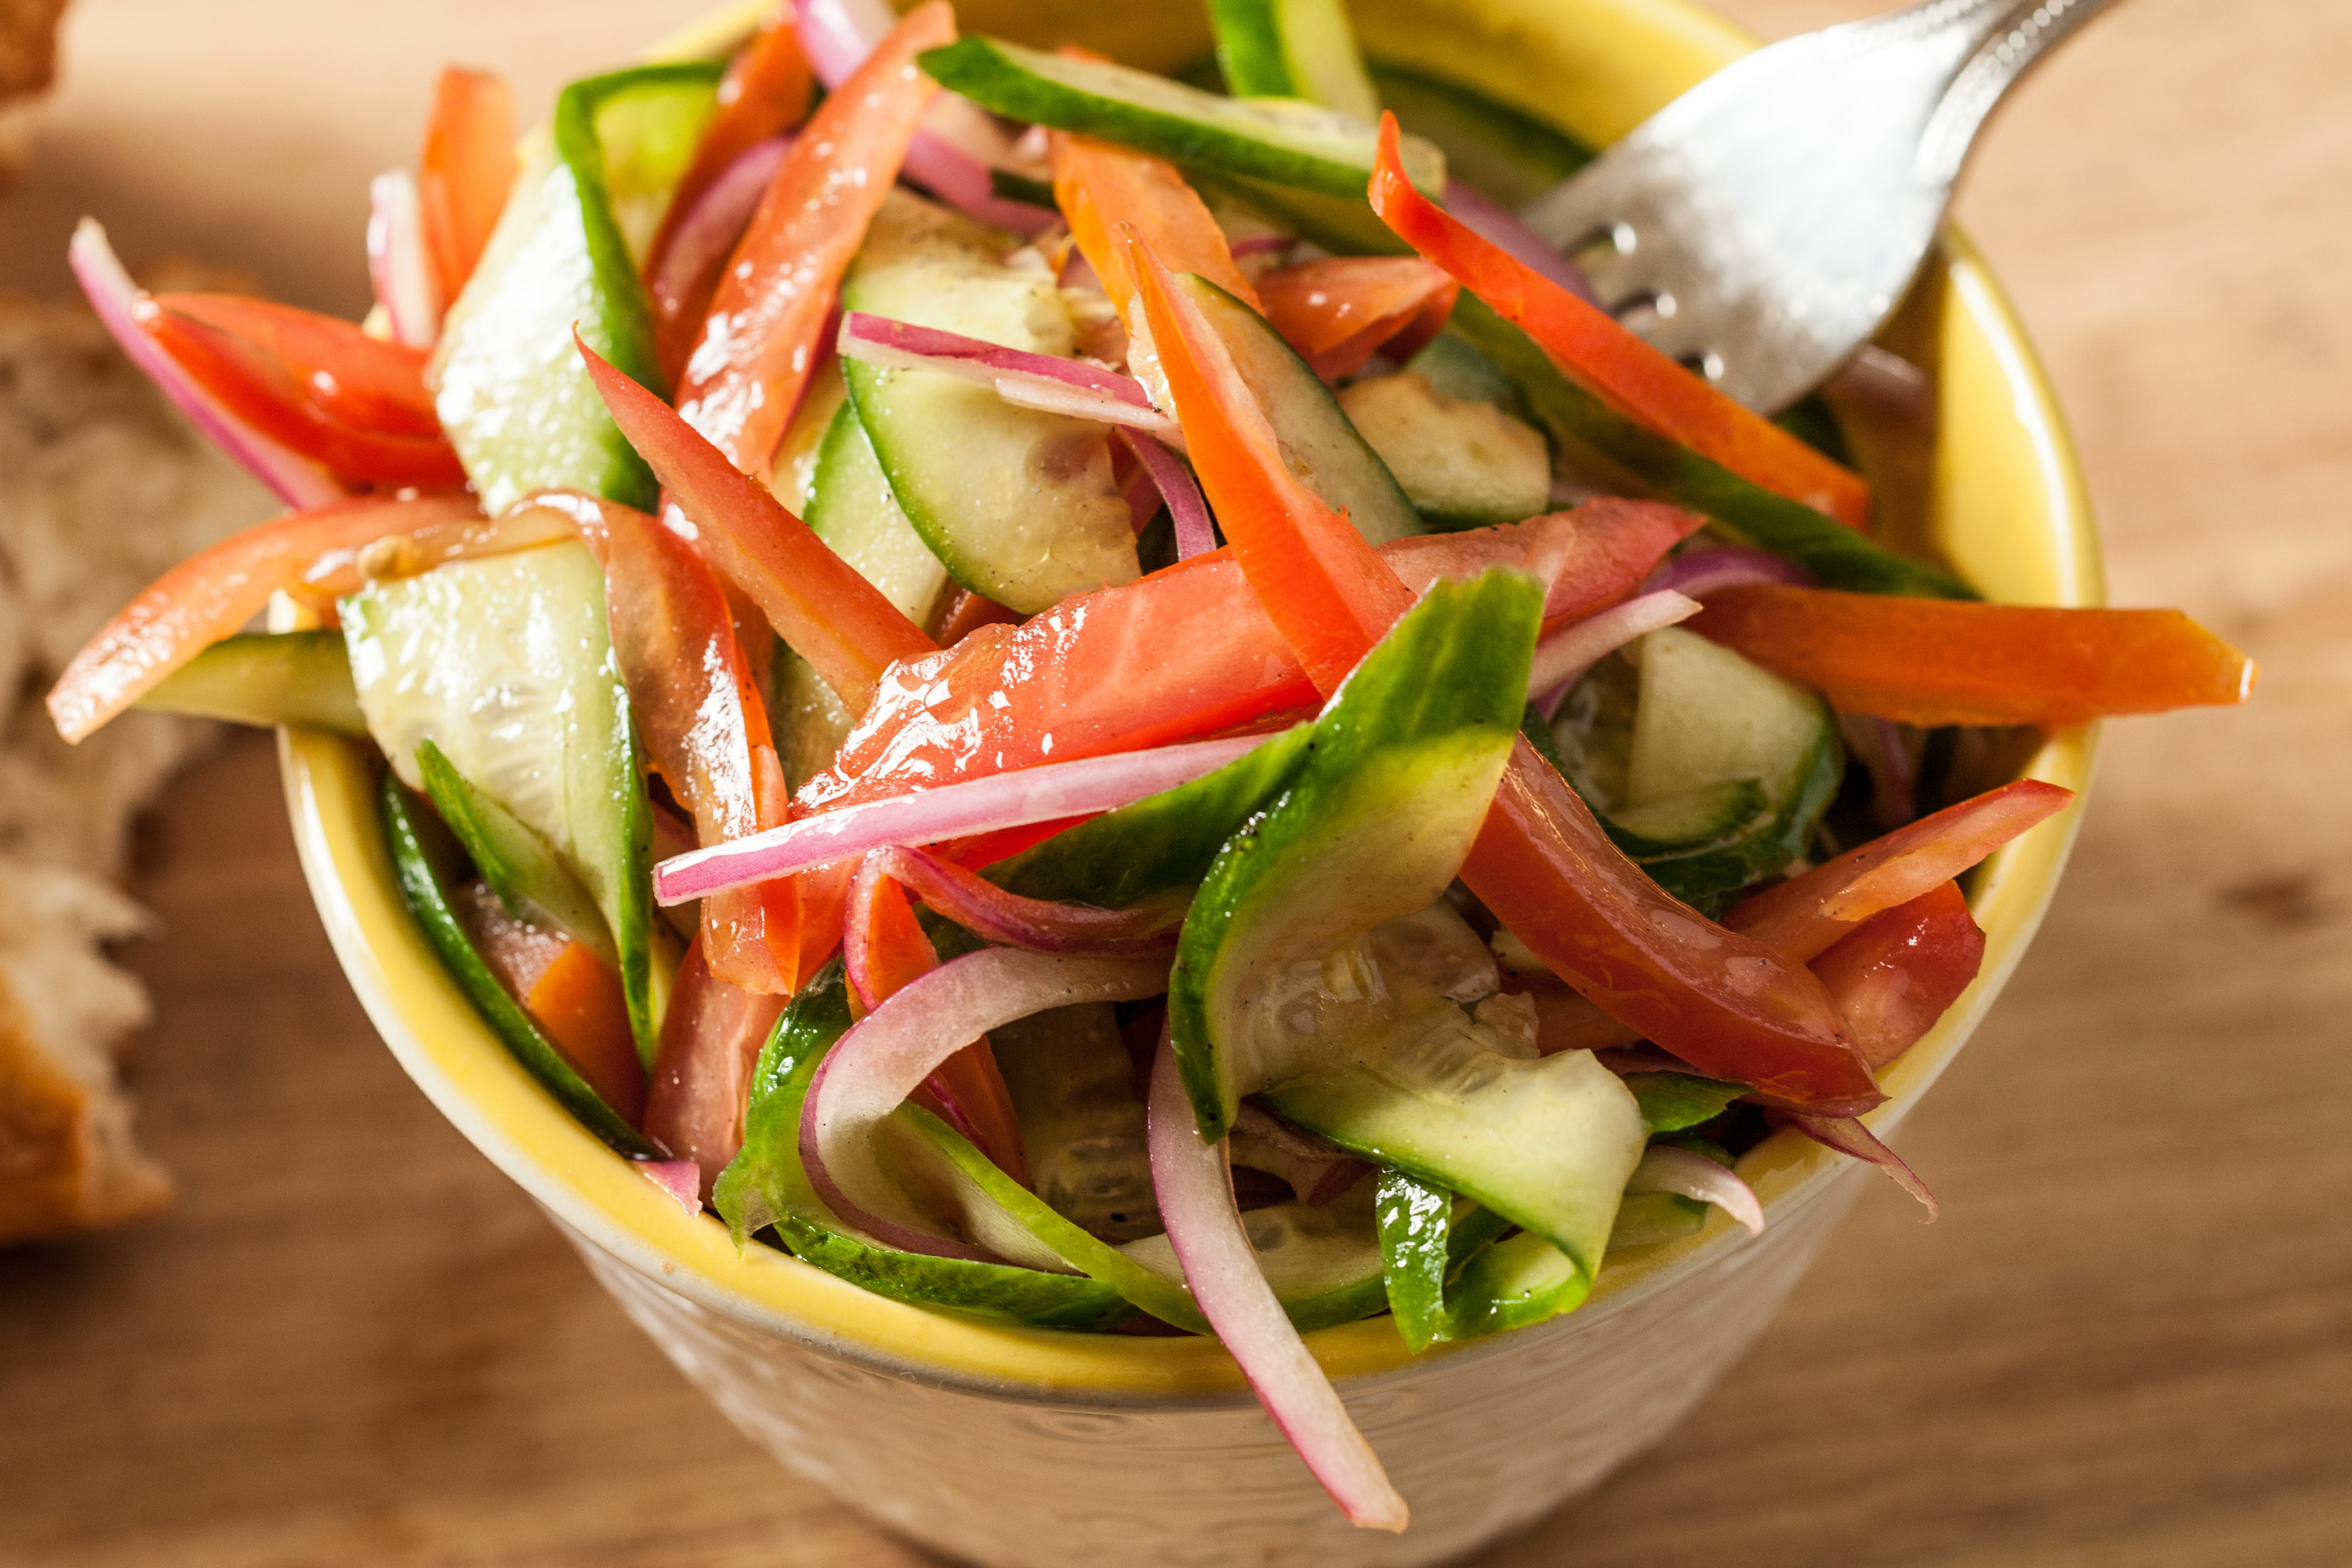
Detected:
left=5, top=1, right=2349, bottom=1563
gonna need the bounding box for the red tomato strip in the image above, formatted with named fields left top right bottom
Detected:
left=675, top=2, right=953, bottom=472
left=1368, top=114, right=1872, bottom=531
left=140, top=301, right=466, bottom=489
left=419, top=66, right=517, bottom=307
left=575, top=334, right=935, bottom=715
left=1812, top=880, right=1987, bottom=1070
left=556, top=490, right=801, bottom=995
left=1129, top=232, right=1878, bottom=1115
left=1726, top=779, right=2075, bottom=962
left=846, top=856, right=1031, bottom=1185
left=1255, top=256, right=1457, bottom=381
left=1688, top=583, right=2258, bottom=728
left=645, top=9, right=814, bottom=293
left=644, top=935, right=789, bottom=1197
left=1054, top=132, right=1262, bottom=339
left=525, top=940, right=649, bottom=1127
left=46, top=491, right=481, bottom=743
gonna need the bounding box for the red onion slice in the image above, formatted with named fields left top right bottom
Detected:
left=1526, top=588, right=1700, bottom=701
left=803, top=947, right=1172, bottom=1258
left=793, top=0, right=897, bottom=85
left=637, top=1158, right=704, bottom=1215
left=1146, top=1031, right=1408, bottom=1532
left=837, top=311, right=1174, bottom=433
left=1781, top=1112, right=1940, bottom=1219
left=1624, top=1146, right=1765, bottom=1236
left=1119, top=428, right=1217, bottom=559
left=1450, top=181, right=1599, bottom=305
left=70, top=219, right=344, bottom=510
left=655, top=734, right=1273, bottom=904
left=366, top=170, right=442, bottom=350
left=1227, top=233, right=1298, bottom=260
left=869, top=844, right=1181, bottom=956
left=648, top=136, right=793, bottom=332
left=1642, top=545, right=1813, bottom=599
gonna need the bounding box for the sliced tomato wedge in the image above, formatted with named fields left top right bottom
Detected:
left=844, top=857, right=1031, bottom=1184
left=1812, top=880, right=1987, bottom=1070
left=1128, top=230, right=1878, bottom=1114
left=419, top=66, right=517, bottom=307
left=1256, top=256, right=1457, bottom=381
left=45, top=491, right=481, bottom=743
left=1369, top=114, right=1872, bottom=531
left=577, top=334, right=935, bottom=716
left=1689, top=583, right=2258, bottom=727
left=644, top=935, right=789, bottom=1196
left=554, top=489, right=800, bottom=995
left=139, top=298, right=466, bottom=489
left=674, top=2, right=953, bottom=473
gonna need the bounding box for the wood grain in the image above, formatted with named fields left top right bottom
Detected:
left=4, top=0, right=2349, bottom=1563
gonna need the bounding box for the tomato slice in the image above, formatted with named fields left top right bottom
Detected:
left=1811, top=880, right=1987, bottom=1070
left=644, top=935, right=789, bottom=1196
left=419, top=66, right=517, bottom=307
left=1368, top=114, right=1872, bottom=531
left=158, top=292, right=442, bottom=438
left=674, top=2, right=952, bottom=473
left=1054, top=130, right=1262, bottom=339
left=525, top=939, right=649, bottom=1127
left=1256, top=256, right=1457, bottom=381
left=1689, top=583, right=2257, bottom=727
left=557, top=490, right=800, bottom=994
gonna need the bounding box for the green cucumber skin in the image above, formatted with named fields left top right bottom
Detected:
left=806, top=396, right=954, bottom=629
left=1615, top=725, right=1841, bottom=910
left=1207, top=0, right=1293, bottom=98
left=1626, top=1072, right=1748, bottom=1134
left=1364, top=62, right=1592, bottom=209
left=432, top=63, right=720, bottom=515
left=1600, top=778, right=1773, bottom=857
left=919, top=38, right=1443, bottom=203
left=1181, top=274, right=1424, bottom=546
left=415, top=737, right=620, bottom=975
left=1375, top=1168, right=1452, bottom=1352
left=1169, top=572, right=1540, bottom=1137
left=710, top=964, right=1138, bottom=1330
left=133, top=631, right=366, bottom=735
left=1449, top=296, right=1977, bottom=600
left=381, top=774, right=656, bottom=1158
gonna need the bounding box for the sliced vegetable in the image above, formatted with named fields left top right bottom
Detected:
left=869, top=844, right=1181, bottom=956
left=1120, top=430, right=1217, bottom=560
left=1687, top=584, right=2259, bottom=728
left=430, top=61, right=724, bottom=514
left=1646, top=543, right=1811, bottom=598
left=1780, top=1112, right=1939, bottom=1218
left=343, top=541, right=662, bottom=1058
left=644, top=10, right=813, bottom=294
left=644, top=935, right=787, bottom=1198
left=1525, top=588, right=1700, bottom=698
left=382, top=773, right=655, bottom=1156
left=1625, top=1072, right=1748, bottom=1133
left=1120, top=1178, right=1392, bottom=1331
left=368, top=169, right=442, bottom=349
left=1257, top=256, right=1456, bottom=382
left=47, top=491, right=479, bottom=744
left=1811, top=880, right=1987, bottom=1069
left=523, top=938, right=647, bottom=1129
left=418, top=65, right=517, bottom=307
left=1337, top=371, right=1548, bottom=531
left=1365, top=61, right=1591, bottom=208
left=1370, top=114, right=1871, bottom=532
left=1624, top=1145, right=1763, bottom=1236
left=839, top=191, right=1139, bottom=612
left=676, top=2, right=954, bottom=473
left=416, top=736, right=617, bottom=968
left=132, top=630, right=365, bottom=735
left=926, top=38, right=1444, bottom=203
left=1210, top=0, right=1381, bottom=122
left=838, top=311, right=1173, bottom=434
left=648, top=136, right=794, bottom=383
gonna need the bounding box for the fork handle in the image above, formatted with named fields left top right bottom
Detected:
left=1901, top=0, right=2136, bottom=185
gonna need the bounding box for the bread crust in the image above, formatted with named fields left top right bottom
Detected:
left=0, top=962, right=172, bottom=1243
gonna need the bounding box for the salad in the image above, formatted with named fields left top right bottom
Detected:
left=45, top=0, right=2254, bottom=1532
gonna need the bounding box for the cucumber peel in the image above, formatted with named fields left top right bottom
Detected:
left=381, top=773, right=656, bottom=1158
left=1376, top=1168, right=1569, bottom=1349
left=1120, top=1179, right=1394, bottom=1333
left=1210, top=0, right=1381, bottom=123
left=415, top=737, right=620, bottom=975
left=134, top=630, right=365, bottom=735
left=1626, top=1072, right=1748, bottom=1134
left=1366, top=61, right=1592, bottom=207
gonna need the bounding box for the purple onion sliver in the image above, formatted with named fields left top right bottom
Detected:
left=1625, top=1146, right=1765, bottom=1236
left=651, top=136, right=793, bottom=315
left=1642, top=545, right=1814, bottom=599
left=1226, top=233, right=1298, bottom=260
left=843, top=312, right=1152, bottom=403
left=903, top=132, right=1060, bottom=238
left=1782, top=1112, right=1940, bottom=1220
left=70, top=219, right=343, bottom=510
left=1445, top=180, right=1599, bottom=306
left=366, top=170, right=441, bottom=350
left=793, top=0, right=894, bottom=88
left=636, top=1158, right=704, bottom=1215
left=1120, top=429, right=1216, bottom=560
left=1526, top=590, right=1700, bottom=702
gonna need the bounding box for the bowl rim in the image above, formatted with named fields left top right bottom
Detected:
left=278, top=0, right=2103, bottom=1405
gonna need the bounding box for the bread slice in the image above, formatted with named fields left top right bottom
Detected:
left=0, top=293, right=270, bottom=1243
left=0, top=0, right=70, bottom=177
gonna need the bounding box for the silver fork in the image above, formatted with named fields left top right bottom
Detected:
left=1518, top=0, right=2130, bottom=413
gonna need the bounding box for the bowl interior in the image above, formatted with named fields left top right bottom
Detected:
left=280, top=0, right=2100, bottom=1400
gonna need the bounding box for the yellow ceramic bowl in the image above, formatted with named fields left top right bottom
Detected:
left=281, top=1, right=2101, bottom=1561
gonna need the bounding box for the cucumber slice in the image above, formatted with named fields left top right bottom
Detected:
left=1196, top=174, right=1413, bottom=256
left=430, top=62, right=722, bottom=515
left=1449, top=295, right=1976, bottom=599
left=1606, top=1192, right=1708, bottom=1250
left=1210, top=0, right=1381, bottom=123
left=995, top=1004, right=1159, bottom=1244
left=133, top=630, right=365, bottom=735
left=1120, top=1177, right=1390, bottom=1332
left=1168, top=572, right=1537, bottom=1135
left=343, top=543, right=662, bottom=1058
left=381, top=775, right=656, bottom=1158
left=416, top=737, right=619, bottom=974
left=809, top=397, right=957, bottom=630
left=1552, top=626, right=1842, bottom=906
left=711, top=964, right=1138, bottom=1330
left=1405, top=332, right=1526, bottom=416
left=1373, top=1169, right=1514, bottom=1351
left=1180, top=274, right=1424, bottom=546
left=841, top=191, right=1138, bottom=614
left=1625, top=1071, right=1748, bottom=1134
left=1336, top=372, right=1549, bottom=531
left=919, top=37, right=1446, bottom=202
left=1364, top=62, right=1592, bottom=208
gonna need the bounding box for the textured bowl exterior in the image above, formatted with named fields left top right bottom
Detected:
left=279, top=0, right=2106, bottom=1560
